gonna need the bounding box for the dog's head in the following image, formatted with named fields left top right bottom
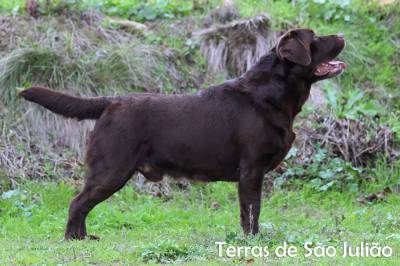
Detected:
left=275, top=29, right=346, bottom=82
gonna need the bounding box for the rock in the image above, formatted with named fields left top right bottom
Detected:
left=378, top=0, right=395, bottom=5
left=108, top=18, right=147, bottom=33
left=309, top=84, right=327, bottom=109
left=0, top=98, right=5, bottom=113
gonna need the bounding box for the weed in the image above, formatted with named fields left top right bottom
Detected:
left=141, top=241, right=193, bottom=263
left=387, top=112, right=400, bottom=141
left=274, top=148, right=363, bottom=192
left=323, top=84, right=384, bottom=120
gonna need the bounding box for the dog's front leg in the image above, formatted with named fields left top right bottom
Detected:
left=238, top=164, right=263, bottom=235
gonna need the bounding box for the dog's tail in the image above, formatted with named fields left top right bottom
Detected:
left=20, top=86, right=113, bottom=120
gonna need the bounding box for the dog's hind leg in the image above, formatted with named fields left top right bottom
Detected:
left=64, top=105, right=140, bottom=240
left=64, top=162, right=135, bottom=240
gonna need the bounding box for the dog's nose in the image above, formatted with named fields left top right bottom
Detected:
left=336, top=32, right=346, bottom=48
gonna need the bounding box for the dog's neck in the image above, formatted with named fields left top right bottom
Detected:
left=233, top=52, right=312, bottom=121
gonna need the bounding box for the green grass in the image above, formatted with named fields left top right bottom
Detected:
left=1, top=181, right=400, bottom=265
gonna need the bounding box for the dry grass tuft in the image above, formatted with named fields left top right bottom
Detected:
left=0, top=13, right=201, bottom=182
left=0, top=14, right=200, bottom=103
left=194, top=14, right=277, bottom=77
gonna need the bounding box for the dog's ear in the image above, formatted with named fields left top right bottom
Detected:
left=276, top=29, right=314, bottom=66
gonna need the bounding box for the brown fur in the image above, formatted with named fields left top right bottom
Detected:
left=20, top=29, right=346, bottom=240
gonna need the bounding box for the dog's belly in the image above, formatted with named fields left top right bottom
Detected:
left=138, top=161, right=240, bottom=182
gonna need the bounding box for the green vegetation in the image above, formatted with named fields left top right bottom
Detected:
left=1, top=181, right=400, bottom=265
left=0, top=0, right=209, bottom=20
left=239, top=0, right=400, bottom=100
left=0, top=0, right=399, bottom=265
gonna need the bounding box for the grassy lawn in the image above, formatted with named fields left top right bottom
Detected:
left=0, top=0, right=399, bottom=265
left=1, top=181, right=400, bottom=265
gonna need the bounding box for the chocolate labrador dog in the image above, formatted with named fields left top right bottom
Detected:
left=20, top=29, right=346, bottom=240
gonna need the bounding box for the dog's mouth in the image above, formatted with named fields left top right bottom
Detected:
left=314, top=60, right=347, bottom=78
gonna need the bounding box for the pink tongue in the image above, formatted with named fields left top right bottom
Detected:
left=315, top=63, right=331, bottom=76
left=314, top=60, right=346, bottom=76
